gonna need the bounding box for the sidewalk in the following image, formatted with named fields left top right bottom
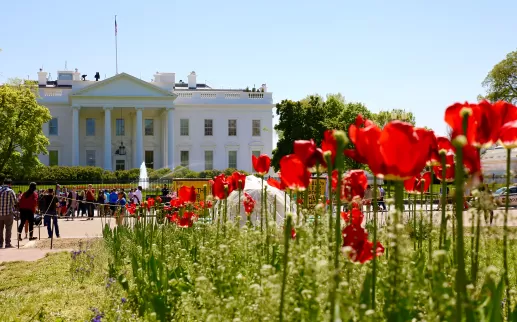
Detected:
left=1, top=216, right=117, bottom=263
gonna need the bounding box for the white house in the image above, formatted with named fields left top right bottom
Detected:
left=36, top=69, right=274, bottom=173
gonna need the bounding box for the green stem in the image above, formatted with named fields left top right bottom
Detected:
left=266, top=186, right=270, bottom=263
left=238, top=187, right=241, bottom=216
left=203, top=185, right=207, bottom=220
left=372, top=176, right=378, bottom=310
left=389, top=181, right=404, bottom=315
left=314, top=167, right=321, bottom=237
left=330, top=137, right=345, bottom=322
left=261, top=178, right=264, bottom=233
left=413, top=193, right=417, bottom=251
left=279, top=214, right=292, bottom=322
left=472, top=208, right=481, bottom=285
left=325, top=154, right=333, bottom=246
left=428, top=170, right=434, bottom=262
left=504, top=148, right=511, bottom=318
left=453, top=132, right=467, bottom=321
left=419, top=190, right=424, bottom=251
left=439, top=154, right=447, bottom=249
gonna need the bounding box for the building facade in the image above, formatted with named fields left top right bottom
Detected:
left=36, top=69, right=274, bottom=173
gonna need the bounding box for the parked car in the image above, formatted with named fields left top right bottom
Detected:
left=493, top=186, right=517, bottom=207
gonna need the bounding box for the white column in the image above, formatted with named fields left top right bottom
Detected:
left=72, top=105, right=80, bottom=166
left=166, top=107, right=175, bottom=169
left=104, top=106, right=113, bottom=171
left=135, top=106, right=144, bottom=168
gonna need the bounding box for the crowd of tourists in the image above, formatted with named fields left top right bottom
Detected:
left=0, top=179, right=171, bottom=248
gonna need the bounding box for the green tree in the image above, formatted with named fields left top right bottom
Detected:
left=481, top=50, right=517, bottom=103
left=0, top=80, right=51, bottom=177
left=373, top=109, right=416, bottom=128
left=272, top=95, right=329, bottom=171
left=323, top=101, right=373, bottom=170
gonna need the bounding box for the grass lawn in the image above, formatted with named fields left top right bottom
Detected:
left=0, top=241, right=112, bottom=322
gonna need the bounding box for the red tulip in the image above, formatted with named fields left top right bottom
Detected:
left=433, top=162, right=455, bottom=182
left=346, top=119, right=432, bottom=180
left=321, top=130, right=339, bottom=167
left=341, top=170, right=368, bottom=202
left=499, top=120, right=517, bottom=149
left=267, top=177, right=286, bottom=191
left=243, top=192, right=256, bottom=214
left=231, top=171, right=247, bottom=190
left=445, top=100, right=517, bottom=148
left=341, top=208, right=364, bottom=225
left=345, top=115, right=377, bottom=164
left=291, top=227, right=296, bottom=240
left=212, top=174, right=229, bottom=200
left=179, top=186, right=197, bottom=204
left=444, top=101, right=480, bottom=145
left=355, top=240, right=385, bottom=264
left=279, top=154, right=311, bottom=191
left=378, top=122, right=434, bottom=180
left=252, top=154, right=271, bottom=175
left=404, top=171, right=431, bottom=194
left=293, top=139, right=325, bottom=169
left=342, top=223, right=384, bottom=264
left=126, top=203, right=136, bottom=215
left=178, top=211, right=195, bottom=228
left=146, top=198, right=155, bottom=210
left=462, top=145, right=481, bottom=176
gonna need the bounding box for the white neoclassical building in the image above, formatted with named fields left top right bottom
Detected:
left=36, top=69, right=274, bottom=172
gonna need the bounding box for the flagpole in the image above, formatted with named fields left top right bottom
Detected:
left=115, top=15, right=118, bottom=75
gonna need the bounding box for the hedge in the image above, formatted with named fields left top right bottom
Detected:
left=7, top=166, right=249, bottom=182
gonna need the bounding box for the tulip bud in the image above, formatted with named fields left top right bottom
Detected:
left=333, top=130, right=349, bottom=145
left=453, top=135, right=467, bottom=148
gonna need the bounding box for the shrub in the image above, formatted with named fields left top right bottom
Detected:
left=12, top=165, right=250, bottom=182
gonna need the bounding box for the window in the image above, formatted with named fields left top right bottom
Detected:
left=86, top=150, right=96, bottom=166
left=180, top=119, right=189, bottom=136
left=49, top=150, right=58, bottom=166
left=49, top=118, right=58, bottom=135
left=228, top=119, right=237, bottom=136
left=115, top=160, right=125, bottom=171
left=145, top=119, right=154, bottom=136
left=252, top=150, right=261, bottom=158
left=204, top=151, right=213, bottom=170
left=252, top=120, right=261, bottom=136
left=204, top=119, right=213, bottom=136
left=145, top=150, right=154, bottom=169
left=86, top=118, right=95, bottom=136
left=58, top=73, right=73, bottom=80
left=180, top=151, right=189, bottom=168
left=228, top=151, right=237, bottom=169
left=116, top=119, right=125, bottom=136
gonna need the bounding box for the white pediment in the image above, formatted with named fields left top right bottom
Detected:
left=72, top=73, right=175, bottom=98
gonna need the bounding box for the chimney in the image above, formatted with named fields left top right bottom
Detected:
left=73, top=68, right=81, bottom=81
left=188, top=71, right=196, bottom=89
left=38, top=68, right=48, bottom=86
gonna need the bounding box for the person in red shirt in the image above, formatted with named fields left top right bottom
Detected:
left=85, top=184, right=96, bottom=220
left=18, top=182, right=38, bottom=241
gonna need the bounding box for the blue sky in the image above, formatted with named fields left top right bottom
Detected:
left=1, top=0, right=516, bottom=140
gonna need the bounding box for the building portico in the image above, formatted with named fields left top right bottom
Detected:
left=68, top=73, right=177, bottom=170
left=37, top=69, right=274, bottom=173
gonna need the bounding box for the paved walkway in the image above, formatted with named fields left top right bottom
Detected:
left=0, top=216, right=119, bottom=263
left=2, top=207, right=517, bottom=263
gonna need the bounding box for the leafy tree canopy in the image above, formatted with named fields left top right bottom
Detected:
left=272, top=93, right=419, bottom=172
left=0, top=79, right=51, bottom=178
left=373, top=109, right=416, bottom=128
left=481, top=50, right=517, bottom=104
